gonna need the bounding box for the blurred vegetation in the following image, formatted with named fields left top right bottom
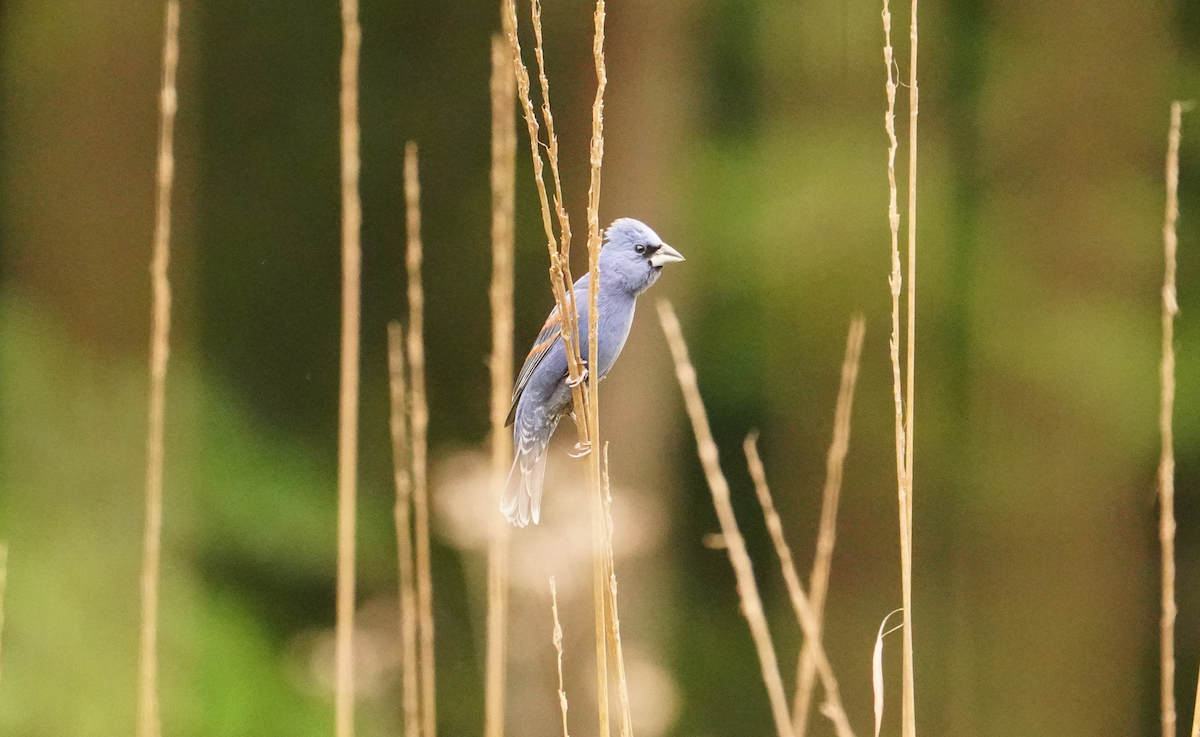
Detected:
left=2, top=0, right=1200, bottom=736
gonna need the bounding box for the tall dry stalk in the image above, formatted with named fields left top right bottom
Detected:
left=1161, top=100, right=1186, bottom=737
left=901, top=3, right=919, bottom=735
left=138, top=3, right=180, bottom=736
left=657, top=300, right=796, bottom=737
left=513, top=0, right=590, bottom=428
left=600, top=446, right=632, bottom=737
left=486, top=30, right=517, bottom=737
left=584, top=5, right=612, bottom=737
left=404, top=142, right=436, bottom=737
left=503, top=3, right=621, bottom=734
left=882, top=1, right=916, bottom=734
left=790, top=316, right=866, bottom=737
left=335, top=0, right=362, bottom=733
left=743, top=435, right=855, bottom=737
left=388, top=323, right=420, bottom=737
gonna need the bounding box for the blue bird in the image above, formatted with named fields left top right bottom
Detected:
left=502, top=218, right=685, bottom=526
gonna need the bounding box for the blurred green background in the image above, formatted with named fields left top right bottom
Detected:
left=3, top=0, right=1200, bottom=735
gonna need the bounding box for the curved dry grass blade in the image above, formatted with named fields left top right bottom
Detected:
left=658, top=300, right=797, bottom=737
left=139, top=3, right=180, bottom=736
left=793, top=316, right=865, bottom=737
left=873, top=610, right=904, bottom=737
left=388, top=322, right=420, bottom=737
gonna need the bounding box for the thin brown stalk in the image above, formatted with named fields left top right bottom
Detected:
left=551, top=577, right=571, bottom=737
left=335, top=0, right=362, bottom=734
left=503, top=0, right=590, bottom=444
left=404, top=142, right=436, bottom=737
left=792, top=316, right=866, bottom=737
left=1162, top=100, right=1187, bottom=737
left=901, top=2, right=919, bottom=733
left=486, top=31, right=517, bottom=737
left=530, top=0, right=572, bottom=264
left=139, top=3, right=179, bottom=736
left=585, top=5, right=612, bottom=737
left=388, top=323, right=420, bottom=737
left=657, top=300, right=797, bottom=737
left=601, top=445, right=633, bottom=737
left=881, top=0, right=908, bottom=532
left=504, top=4, right=612, bottom=733
left=882, top=2, right=915, bottom=736
left=743, top=435, right=856, bottom=737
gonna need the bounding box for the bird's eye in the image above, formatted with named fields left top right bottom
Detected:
left=635, top=244, right=646, bottom=254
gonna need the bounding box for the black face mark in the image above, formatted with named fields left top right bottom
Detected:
left=636, top=243, right=660, bottom=259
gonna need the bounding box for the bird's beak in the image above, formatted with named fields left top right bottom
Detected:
left=650, top=243, right=685, bottom=267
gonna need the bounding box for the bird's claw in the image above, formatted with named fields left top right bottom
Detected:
left=569, top=441, right=592, bottom=458
left=567, top=368, right=589, bottom=388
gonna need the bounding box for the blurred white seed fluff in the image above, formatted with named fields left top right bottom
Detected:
left=290, top=596, right=404, bottom=700
left=432, top=446, right=677, bottom=736
left=627, top=647, right=680, bottom=737
left=433, top=447, right=663, bottom=594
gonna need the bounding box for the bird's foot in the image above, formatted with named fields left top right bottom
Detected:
left=569, top=441, right=592, bottom=458
left=567, top=367, right=589, bottom=388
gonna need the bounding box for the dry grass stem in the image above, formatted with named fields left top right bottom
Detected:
left=881, top=0, right=908, bottom=542
left=505, top=4, right=616, bottom=734
left=585, top=5, right=613, bottom=737
left=138, top=3, right=180, bottom=736
left=335, top=1, right=362, bottom=734
left=503, top=0, right=590, bottom=445
left=525, top=0, right=587, bottom=429
left=486, top=32, right=517, bottom=737
left=1161, top=99, right=1188, bottom=737
left=657, top=299, right=797, bottom=737
left=743, top=434, right=855, bottom=737
left=872, top=611, right=904, bottom=737
left=601, top=446, right=633, bottom=737
left=530, top=0, right=572, bottom=261
left=793, top=316, right=866, bottom=737
left=551, top=577, right=571, bottom=737
left=404, top=142, right=436, bottom=737
left=388, top=322, right=421, bottom=737
left=882, top=2, right=916, bottom=735
left=901, top=4, right=919, bottom=732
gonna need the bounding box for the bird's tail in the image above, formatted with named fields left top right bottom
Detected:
left=501, top=432, right=549, bottom=527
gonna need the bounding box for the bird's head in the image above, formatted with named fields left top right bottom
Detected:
left=598, top=217, right=685, bottom=295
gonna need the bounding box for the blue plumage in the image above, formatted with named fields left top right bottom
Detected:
left=502, top=218, right=685, bottom=526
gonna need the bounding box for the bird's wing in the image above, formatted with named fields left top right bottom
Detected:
left=505, top=305, right=565, bottom=427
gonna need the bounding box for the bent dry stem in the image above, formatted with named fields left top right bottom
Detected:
left=504, top=2, right=621, bottom=734
left=793, top=317, right=866, bottom=737
left=657, top=299, right=797, bottom=737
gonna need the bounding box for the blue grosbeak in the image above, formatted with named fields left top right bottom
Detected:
left=502, top=218, right=685, bottom=526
